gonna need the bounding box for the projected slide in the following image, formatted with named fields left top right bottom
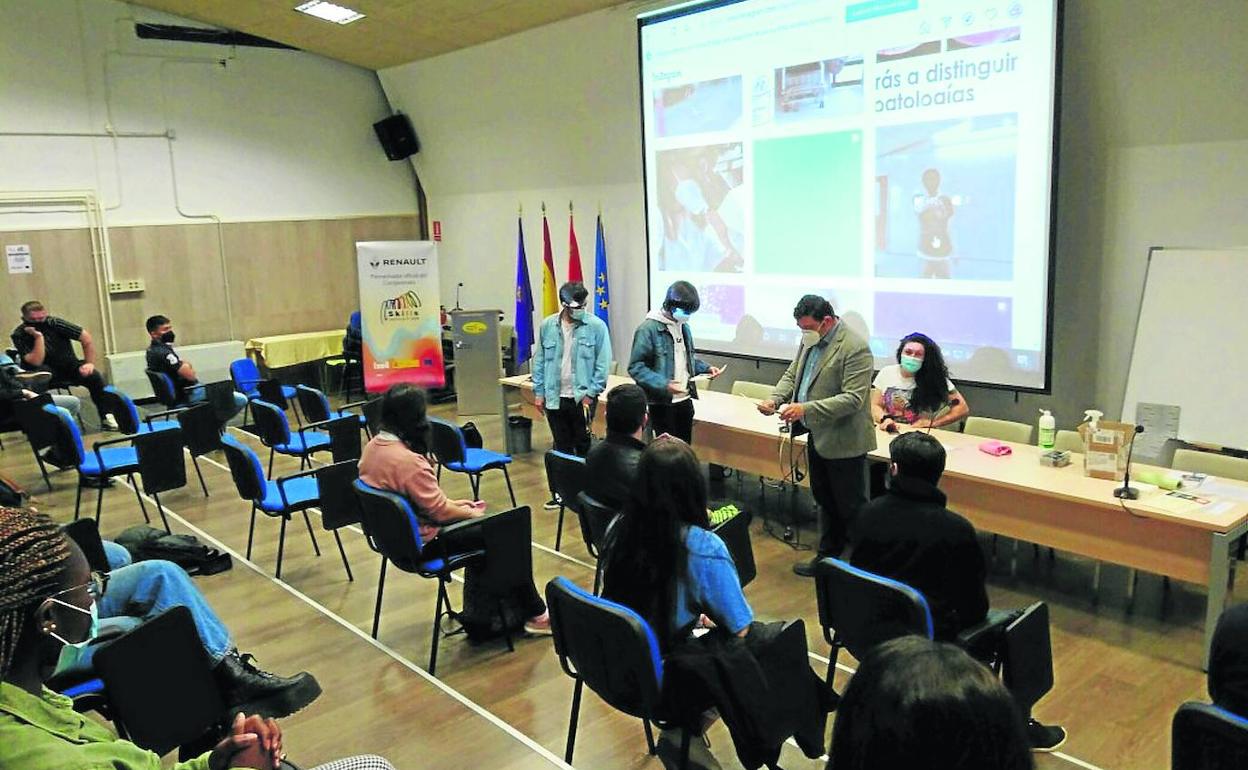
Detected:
left=639, top=0, right=1060, bottom=389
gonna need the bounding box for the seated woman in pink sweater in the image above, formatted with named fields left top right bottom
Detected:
left=358, top=384, right=550, bottom=637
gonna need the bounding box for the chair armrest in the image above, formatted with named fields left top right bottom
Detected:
left=341, top=399, right=370, bottom=412
left=955, top=610, right=1014, bottom=664
left=143, top=407, right=187, bottom=427
left=297, top=418, right=340, bottom=436
left=90, top=434, right=136, bottom=475
left=275, top=467, right=321, bottom=509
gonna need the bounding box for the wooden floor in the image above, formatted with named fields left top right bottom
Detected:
left=2, top=399, right=1235, bottom=770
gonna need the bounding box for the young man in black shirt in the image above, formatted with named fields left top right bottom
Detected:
left=850, top=431, right=1066, bottom=752
left=584, top=383, right=648, bottom=511
left=10, top=300, right=115, bottom=431
left=145, top=315, right=246, bottom=418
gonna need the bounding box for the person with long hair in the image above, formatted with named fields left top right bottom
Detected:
left=0, top=505, right=394, bottom=770
left=829, top=636, right=1033, bottom=770
left=601, top=436, right=752, bottom=649
left=871, top=332, right=970, bottom=432
left=357, top=384, right=550, bottom=637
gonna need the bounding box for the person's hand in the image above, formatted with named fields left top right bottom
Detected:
left=756, top=399, right=777, bottom=416
left=469, top=500, right=487, bottom=516
left=208, top=713, right=263, bottom=770
left=533, top=396, right=544, bottom=415
left=242, top=714, right=283, bottom=770
left=707, top=366, right=725, bottom=380
left=22, top=326, right=41, bottom=338
left=21, top=389, right=37, bottom=399
left=581, top=395, right=594, bottom=407
left=666, top=380, right=685, bottom=395
left=779, top=402, right=805, bottom=423
left=78, top=362, right=95, bottom=377
left=879, top=417, right=898, bottom=433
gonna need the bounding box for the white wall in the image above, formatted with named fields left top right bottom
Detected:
left=379, top=0, right=1248, bottom=427
left=0, top=0, right=418, bottom=231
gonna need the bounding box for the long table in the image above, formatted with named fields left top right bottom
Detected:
left=245, top=330, right=344, bottom=370
left=500, top=374, right=1248, bottom=668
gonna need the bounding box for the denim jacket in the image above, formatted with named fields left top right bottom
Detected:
left=628, top=317, right=711, bottom=403
left=531, top=312, right=611, bottom=407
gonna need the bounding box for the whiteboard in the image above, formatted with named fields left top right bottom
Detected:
left=1122, top=248, right=1248, bottom=449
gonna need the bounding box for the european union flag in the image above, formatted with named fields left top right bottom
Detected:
left=514, top=217, right=535, bottom=366
left=594, top=214, right=610, bottom=329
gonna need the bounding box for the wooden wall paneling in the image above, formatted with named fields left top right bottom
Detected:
left=0, top=227, right=105, bottom=363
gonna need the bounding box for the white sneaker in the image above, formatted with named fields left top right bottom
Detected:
left=102, top=413, right=119, bottom=431
left=543, top=495, right=562, bottom=511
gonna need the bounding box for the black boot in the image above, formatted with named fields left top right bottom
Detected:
left=213, top=650, right=321, bottom=719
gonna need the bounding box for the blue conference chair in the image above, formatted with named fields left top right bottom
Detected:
left=230, top=358, right=297, bottom=426
left=543, top=450, right=587, bottom=553
left=220, top=434, right=321, bottom=579
left=429, top=417, right=516, bottom=507
left=1172, top=702, right=1248, bottom=769
left=249, top=400, right=332, bottom=475
left=546, top=576, right=699, bottom=767
left=99, top=386, right=180, bottom=436
left=294, top=384, right=369, bottom=433
left=44, top=405, right=151, bottom=531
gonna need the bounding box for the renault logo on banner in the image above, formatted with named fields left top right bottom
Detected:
left=381, top=290, right=422, bottom=321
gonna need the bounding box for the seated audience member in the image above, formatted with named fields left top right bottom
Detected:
left=0, top=507, right=391, bottom=770
left=10, top=300, right=116, bottom=431
left=145, top=315, right=246, bottom=419
left=57, top=534, right=320, bottom=719
left=343, top=311, right=362, bottom=359
left=871, top=332, right=969, bottom=432
left=1209, top=603, right=1248, bottom=716
left=358, top=384, right=550, bottom=637
left=1, top=364, right=80, bottom=468
left=829, top=636, right=1033, bottom=770
left=583, top=383, right=648, bottom=511
left=850, top=431, right=1065, bottom=751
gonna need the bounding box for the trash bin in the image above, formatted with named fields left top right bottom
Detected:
left=507, top=415, right=533, bottom=454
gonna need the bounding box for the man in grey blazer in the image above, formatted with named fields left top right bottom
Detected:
left=758, top=295, right=876, bottom=576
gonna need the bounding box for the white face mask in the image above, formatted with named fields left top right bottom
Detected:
left=800, top=329, right=821, bottom=347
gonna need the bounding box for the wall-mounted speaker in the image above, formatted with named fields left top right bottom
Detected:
left=373, top=113, right=420, bottom=161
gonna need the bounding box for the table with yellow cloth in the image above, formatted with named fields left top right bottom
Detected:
left=244, top=330, right=344, bottom=370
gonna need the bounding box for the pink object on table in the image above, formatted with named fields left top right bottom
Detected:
left=978, top=440, right=1013, bottom=456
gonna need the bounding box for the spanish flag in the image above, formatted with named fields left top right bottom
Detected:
left=541, top=210, right=558, bottom=316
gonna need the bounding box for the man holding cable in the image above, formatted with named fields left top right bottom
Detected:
left=757, top=294, right=875, bottom=577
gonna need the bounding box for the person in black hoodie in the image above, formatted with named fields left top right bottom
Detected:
left=850, top=431, right=1066, bottom=753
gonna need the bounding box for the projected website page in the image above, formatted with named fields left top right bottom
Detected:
left=640, top=0, right=1059, bottom=389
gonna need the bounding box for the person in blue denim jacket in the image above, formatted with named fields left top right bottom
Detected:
left=531, top=282, right=611, bottom=459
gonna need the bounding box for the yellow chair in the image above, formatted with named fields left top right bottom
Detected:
left=1053, top=429, right=1084, bottom=454
left=964, top=416, right=1034, bottom=444
left=1172, top=448, right=1248, bottom=482
left=731, top=380, right=774, bottom=400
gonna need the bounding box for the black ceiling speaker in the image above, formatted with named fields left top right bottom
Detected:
left=373, top=114, right=420, bottom=161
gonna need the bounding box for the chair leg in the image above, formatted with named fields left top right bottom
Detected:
left=501, top=466, right=517, bottom=507
left=241, top=400, right=251, bottom=428
left=555, top=504, right=565, bottom=552
left=129, top=474, right=149, bottom=524
left=825, top=643, right=839, bottom=689
left=564, top=678, right=584, bottom=763
left=246, top=504, right=258, bottom=559
left=153, top=492, right=171, bottom=534
left=469, top=474, right=480, bottom=501
left=678, top=727, right=692, bottom=770
left=332, top=530, right=353, bottom=581
left=300, top=511, right=322, bottom=556
left=275, top=515, right=288, bottom=579
left=73, top=479, right=83, bottom=519
left=191, top=455, right=209, bottom=497
left=94, top=481, right=105, bottom=524
left=267, top=448, right=275, bottom=479
left=371, top=557, right=388, bottom=639
left=31, top=446, right=52, bottom=492
left=430, top=580, right=447, bottom=676
left=593, top=562, right=603, bottom=595
left=644, top=719, right=657, bottom=755
left=498, top=598, right=514, bottom=653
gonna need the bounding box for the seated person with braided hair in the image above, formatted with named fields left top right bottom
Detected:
left=0, top=506, right=396, bottom=770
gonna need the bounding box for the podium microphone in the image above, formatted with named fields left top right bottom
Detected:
left=454, top=282, right=464, bottom=310
left=1114, top=424, right=1146, bottom=500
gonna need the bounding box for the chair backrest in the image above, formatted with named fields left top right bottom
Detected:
left=964, top=416, right=1034, bottom=444
left=134, top=427, right=187, bottom=496
left=428, top=417, right=467, bottom=466
left=814, top=557, right=933, bottom=660
left=575, top=492, right=618, bottom=558
left=731, top=380, right=774, bottom=400
left=229, top=358, right=262, bottom=397
left=352, top=479, right=426, bottom=570
left=361, top=397, right=383, bottom=435
left=94, top=606, right=225, bottom=757
left=249, top=400, right=291, bottom=448
left=1054, top=429, right=1083, bottom=454
left=1172, top=702, right=1248, bottom=770
left=545, top=576, right=664, bottom=719
left=295, top=385, right=332, bottom=423
left=15, top=393, right=56, bottom=451
left=1000, top=601, right=1054, bottom=713
left=316, top=461, right=361, bottom=530
left=326, top=415, right=362, bottom=463
left=220, top=434, right=266, bottom=502
left=1174, top=449, right=1248, bottom=482
left=202, top=381, right=238, bottom=424
left=145, top=370, right=180, bottom=408
left=176, top=404, right=221, bottom=456
left=100, top=387, right=143, bottom=435
left=256, top=379, right=289, bottom=410
left=42, top=404, right=85, bottom=467
left=545, top=450, right=587, bottom=512
left=710, top=511, right=756, bottom=588
left=62, top=519, right=111, bottom=573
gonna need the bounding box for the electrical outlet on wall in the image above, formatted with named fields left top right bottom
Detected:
left=107, top=279, right=145, bottom=295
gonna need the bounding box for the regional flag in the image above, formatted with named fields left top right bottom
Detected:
left=593, top=214, right=610, bottom=328
left=568, top=209, right=584, bottom=283
left=513, top=217, right=535, bottom=366
left=541, top=212, right=558, bottom=316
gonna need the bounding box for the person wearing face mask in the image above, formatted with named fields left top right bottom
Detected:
left=872, top=332, right=969, bottom=433
left=358, top=384, right=551, bottom=637
left=144, top=315, right=247, bottom=419
left=0, top=506, right=395, bottom=770
left=757, top=295, right=875, bottom=576
left=628, top=280, right=724, bottom=444
left=11, top=300, right=117, bottom=431
left=530, top=282, right=612, bottom=464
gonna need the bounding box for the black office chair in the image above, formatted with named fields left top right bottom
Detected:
left=710, top=510, right=756, bottom=588
left=313, top=460, right=360, bottom=581
left=546, top=575, right=699, bottom=767
left=132, top=427, right=188, bottom=534
left=813, top=557, right=933, bottom=686
left=14, top=393, right=56, bottom=491
left=574, top=492, right=618, bottom=593
left=544, top=450, right=587, bottom=552
left=1173, top=701, right=1248, bottom=769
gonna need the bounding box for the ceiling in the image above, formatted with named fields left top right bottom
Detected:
left=131, top=0, right=631, bottom=70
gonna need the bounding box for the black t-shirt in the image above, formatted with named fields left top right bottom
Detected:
left=146, top=340, right=197, bottom=395
left=10, top=317, right=83, bottom=372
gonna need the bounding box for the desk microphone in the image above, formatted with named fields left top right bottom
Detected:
left=926, top=398, right=961, bottom=435
left=454, top=282, right=464, bottom=310
left=1114, top=424, right=1146, bottom=500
